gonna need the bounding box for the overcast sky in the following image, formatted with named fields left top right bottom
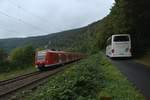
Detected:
left=0, top=0, right=114, bottom=39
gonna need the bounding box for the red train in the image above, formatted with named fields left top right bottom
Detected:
left=35, top=50, right=85, bottom=71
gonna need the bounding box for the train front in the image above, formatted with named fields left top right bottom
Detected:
left=35, top=50, right=47, bottom=70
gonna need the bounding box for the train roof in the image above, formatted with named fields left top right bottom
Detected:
left=37, top=49, right=78, bottom=54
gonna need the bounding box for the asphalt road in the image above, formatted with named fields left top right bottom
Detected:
left=111, top=59, right=150, bottom=100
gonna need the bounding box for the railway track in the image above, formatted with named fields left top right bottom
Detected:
left=0, top=66, right=65, bottom=99
left=0, top=72, right=40, bottom=86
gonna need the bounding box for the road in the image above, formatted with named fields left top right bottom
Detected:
left=111, top=59, right=150, bottom=100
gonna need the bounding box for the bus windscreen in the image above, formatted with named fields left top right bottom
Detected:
left=114, top=36, right=129, bottom=42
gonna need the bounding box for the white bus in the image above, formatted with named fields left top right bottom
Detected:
left=106, top=34, right=132, bottom=58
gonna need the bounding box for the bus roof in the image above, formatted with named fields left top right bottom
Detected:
left=112, top=34, right=130, bottom=37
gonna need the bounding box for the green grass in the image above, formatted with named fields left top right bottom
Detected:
left=0, top=66, right=36, bottom=80
left=15, top=53, right=145, bottom=100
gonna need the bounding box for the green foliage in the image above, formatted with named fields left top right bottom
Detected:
left=0, top=28, right=88, bottom=53
left=25, top=54, right=103, bottom=100
left=98, top=0, right=150, bottom=52
left=0, top=45, right=35, bottom=73
left=0, top=48, right=7, bottom=64
left=10, top=45, right=35, bottom=67
left=0, top=48, right=9, bottom=73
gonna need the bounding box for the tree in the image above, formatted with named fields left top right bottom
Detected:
left=10, top=45, right=35, bottom=66
left=0, top=48, right=7, bottom=64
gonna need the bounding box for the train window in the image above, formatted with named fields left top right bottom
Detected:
left=62, top=55, right=66, bottom=62
left=58, top=54, right=62, bottom=63
left=37, top=52, right=46, bottom=60
left=55, top=54, right=59, bottom=62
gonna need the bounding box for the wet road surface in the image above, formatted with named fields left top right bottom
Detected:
left=111, top=59, right=150, bottom=100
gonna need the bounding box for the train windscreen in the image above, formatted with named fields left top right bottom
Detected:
left=37, top=52, right=46, bottom=61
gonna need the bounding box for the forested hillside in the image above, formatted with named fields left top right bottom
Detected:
left=95, top=0, right=150, bottom=53
left=0, top=0, right=149, bottom=55
left=0, top=27, right=89, bottom=53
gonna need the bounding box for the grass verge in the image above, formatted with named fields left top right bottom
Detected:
left=16, top=53, right=144, bottom=100
left=0, top=66, right=36, bottom=80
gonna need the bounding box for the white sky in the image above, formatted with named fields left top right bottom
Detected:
left=0, top=0, right=114, bottom=39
